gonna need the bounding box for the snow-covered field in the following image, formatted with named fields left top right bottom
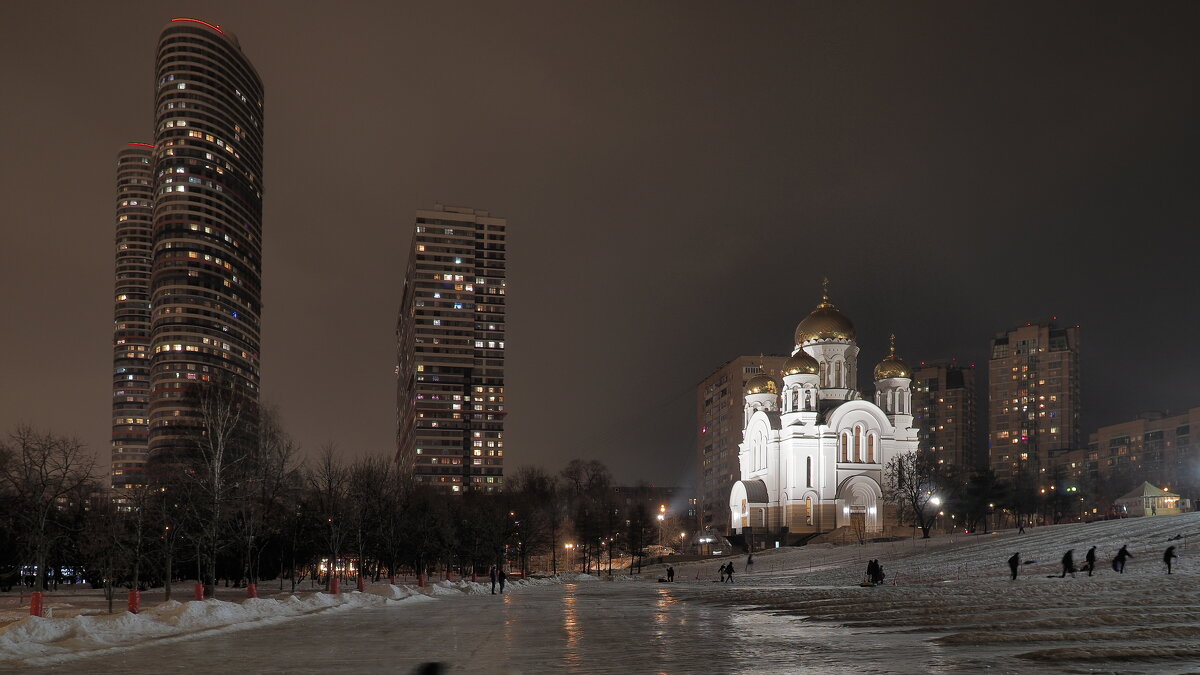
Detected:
left=668, top=511, right=1200, bottom=671
left=3, top=514, right=1198, bottom=673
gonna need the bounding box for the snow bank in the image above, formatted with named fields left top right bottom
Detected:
left=0, top=590, right=424, bottom=665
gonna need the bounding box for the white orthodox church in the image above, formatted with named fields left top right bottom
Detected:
left=729, top=286, right=919, bottom=541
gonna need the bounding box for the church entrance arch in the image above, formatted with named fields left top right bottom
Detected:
left=836, top=475, right=882, bottom=533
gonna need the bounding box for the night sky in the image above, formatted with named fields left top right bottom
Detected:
left=3, top=1, right=1199, bottom=487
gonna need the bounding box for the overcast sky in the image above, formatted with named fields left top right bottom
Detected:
left=2, top=1, right=1198, bottom=487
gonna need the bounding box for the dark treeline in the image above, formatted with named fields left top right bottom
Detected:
left=0, top=411, right=654, bottom=612
left=884, top=448, right=1182, bottom=539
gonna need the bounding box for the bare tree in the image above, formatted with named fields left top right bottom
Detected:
left=308, top=444, right=349, bottom=589
left=883, top=449, right=939, bottom=538
left=0, top=426, right=95, bottom=591
left=231, top=406, right=300, bottom=589
left=185, top=380, right=251, bottom=597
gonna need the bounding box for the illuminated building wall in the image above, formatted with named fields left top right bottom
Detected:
left=987, top=321, right=1080, bottom=478
left=396, top=205, right=506, bottom=493
left=696, top=356, right=787, bottom=532
left=110, top=144, right=155, bottom=489
left=145, top=18, right=264, bottom=465
left=911, top=361, right=978, bottom=470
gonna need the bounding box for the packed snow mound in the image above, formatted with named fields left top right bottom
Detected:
left=0, top=590, right=418, bottom=665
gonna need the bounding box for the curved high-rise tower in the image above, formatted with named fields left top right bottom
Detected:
left=111, top=143, right=155, bottom=489
left=146, top=18, right=264, bottom=464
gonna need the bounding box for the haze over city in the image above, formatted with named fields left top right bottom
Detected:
left=2, top=0, right=1199, bottom=488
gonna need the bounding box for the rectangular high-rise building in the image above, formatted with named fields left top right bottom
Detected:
left=697, top=355, right=787, bottom=533
left=911, top=361, right=978, bottom=470
left=988, top=321, right=1080, bottom=478
left=396, top=205, right=506, bottom=493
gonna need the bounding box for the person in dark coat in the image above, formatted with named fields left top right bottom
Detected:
left=666, top=565, right=675, bottom=582
left=1084, top=546, right=1097, bottom=577
left=1164, top=546, right=1178, bottom=574
left=866, top=559, right=878, bottom=583
left=1061, top=549, right=1076, bottom=578
left=489, top=566, right=498, bottom=594
left=725, top=562, right=735, bottom=583
left=1008, top=552, right=1020, bottom=580
left=873, top=562, right=885, bottom=585
left=498, top=569, right=507, bottom=593
left=1018, top=521, right=1026, bottom=534
left=718, top=563, right=726, bottom=582
left=1113, top=545, right=1132, bottom=573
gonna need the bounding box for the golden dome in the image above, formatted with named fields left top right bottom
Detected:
left=794, top=280, right=855, bottom=344
left=782, top=350, right=819, bottom=376
left=874, top=334, right=911, bottom=380
left=744, top=373, right=778, bottom=396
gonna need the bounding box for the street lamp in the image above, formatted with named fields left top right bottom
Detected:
left=564, top=543, right=574, bottom=572
left=656, top=513, right=665, bottom=548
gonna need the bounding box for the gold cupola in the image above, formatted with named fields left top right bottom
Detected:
left=744, top=372, right=779, bottom=396
left=874, top=334, right=911, bottom=380
left=794, top=279, right=855, bottom=344
left=782, top=350, right=819, bottom=376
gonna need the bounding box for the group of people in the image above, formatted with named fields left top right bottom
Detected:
left=718, top=561, right=735, bottom=582
left=865, top=559, right=886, bottom=585
left=488, top=566, right=507, bottom=594
left=1007, top=542, right=1180, bottom=580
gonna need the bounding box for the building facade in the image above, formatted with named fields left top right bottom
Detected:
left=987, top=321, right=1080, bottom=478
left=111, top=144, right=155, bottom=489
left=396, top=205, right=506, bottom=493
left=111, top=18, right=264, bottom=484
left=911, top=361, right=978, bottom=470
left=697, top=356, right=787, bottom=533
left=728, top=287, right=919, bottom=541
left=1085, top=408, right=1200, bottom=503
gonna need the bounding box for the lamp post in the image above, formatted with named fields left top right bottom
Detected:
left=564, top=543, right=574, bottom=572
left=656, top=513, right=665, bottom=548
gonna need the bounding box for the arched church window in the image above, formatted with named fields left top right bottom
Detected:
left=806, top=456, right=812, bottom=487
left=804, top=390, right=812, bottom=410
left=840, top=433, right=849, bottom=462
left=854, top=427, right=862, bottom=462
left=867, top=434, right=875, bottom=463
left=805, top=496, right=813, bottom=525
left=833, top=360, right=842, bottom=388
left=820, top=362, right=828, bottom=387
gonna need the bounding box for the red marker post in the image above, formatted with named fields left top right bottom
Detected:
left=29, top=592, right=44, bottom=617
left=246, top=583, right=257, bottom=599
left=194, top=583, right=205, bottom=601
left=128, top=589, right=141, bottom=614
left=329, top=577, right=341, bottom=594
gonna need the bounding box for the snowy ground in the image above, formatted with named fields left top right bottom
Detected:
left=2, top=513, right=1199, bottom=673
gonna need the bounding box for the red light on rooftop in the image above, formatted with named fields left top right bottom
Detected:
left=171, top=18, right=224, bottom=34
left=128, top=142, right=156, bottom=148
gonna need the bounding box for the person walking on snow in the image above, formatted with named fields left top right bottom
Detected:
left=489, top=566, right=498, bottom=594
left=866, top=559, right=878, bottom=584
left=1018, top=521, right=1026, bottom=534
left=725, top=562, right=735, bottom=583
left=666, top=565, right=675, bottom=582
left=1008, top=552, right=1021, bottom=580
left=1061, top=550, right=1076, bottom=578
left=1164, top=546, right=1178, bottom=574
left=747, top=553, right=754, bottom=571
left=718, top=563, right=726, bottom=582
left=1113, top=545, right=1132, bottom=573
left=1084, top=547, right=1097, bottom=577
left=498, top=569, right=507, bottom=594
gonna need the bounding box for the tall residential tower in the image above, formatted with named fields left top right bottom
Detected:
left=988, top=321, right=1080, bottom=478
left=396, top=205, right=506, bottom=493
left=911, top=360, right=978, bottom=470
left=110, top=144, right=155, bottom=489
left=111, top=17, right=264, bottom=484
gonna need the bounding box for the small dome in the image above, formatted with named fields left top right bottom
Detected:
left=783, top=350, right=819, bottom=376
left=874, top=335, right=911, bottom=380
left=744, top=373, right=778, bottom=396
left=795, top=281, right=855, bottom=344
